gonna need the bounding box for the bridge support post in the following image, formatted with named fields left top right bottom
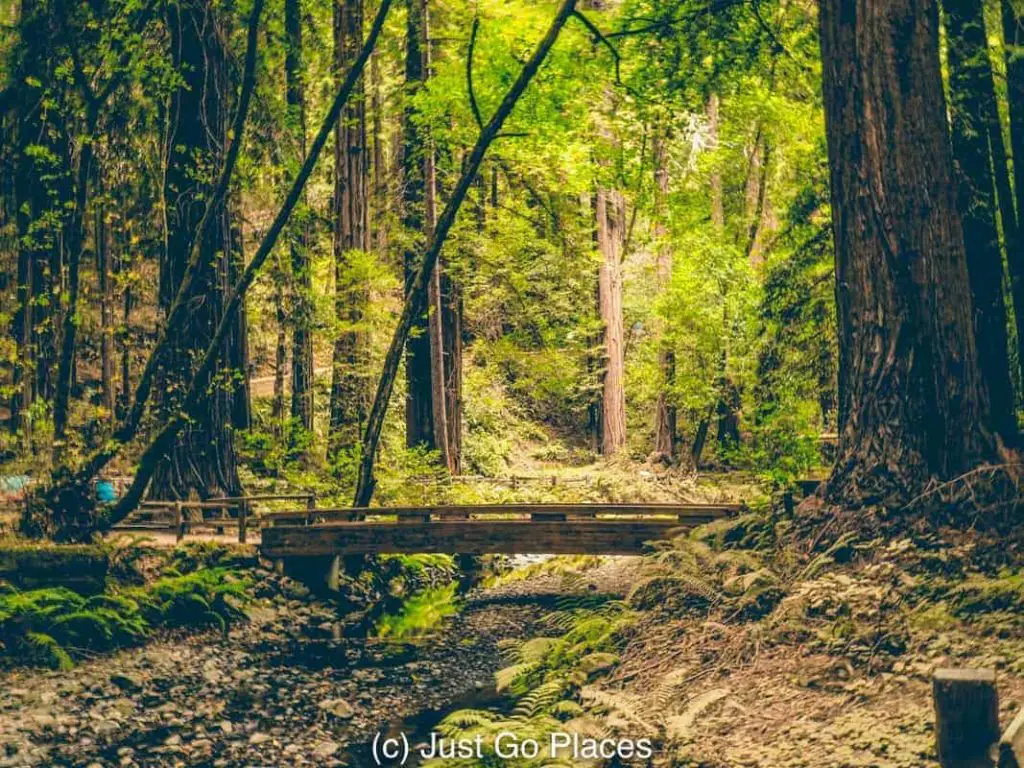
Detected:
left=281, top=555, right=342, bottom=593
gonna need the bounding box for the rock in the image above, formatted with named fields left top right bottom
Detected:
left=313, top=741, right=339, bottom=758
left=317, top=698, right=354, bottom=719
left=218, top=720, right=234, bottom=734
left=249, top=732, right=271, bottom=745
left=111, top=673, right=142, bottom=693
left=164, top=735, right=181, bottom=747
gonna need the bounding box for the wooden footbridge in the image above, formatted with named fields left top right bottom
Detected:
left=114, top=496, right=742, bottom=555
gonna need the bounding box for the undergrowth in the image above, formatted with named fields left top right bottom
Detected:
left=0, top=567, right=249, bottom=669
left=374, top=582, right=460, bottom=640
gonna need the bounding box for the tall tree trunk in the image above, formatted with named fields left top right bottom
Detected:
left=11, top=0, right=50, bottom=447
left=999, top=0, right=1024, bottom=394
left=596, top=187, right=626, bottom=456
left=819, top=0, right=993, bottom=506
left=693, top=92, right=723, bottom=461
left=652, top=130, right=676, bottom=460
left=95, top=166, right=115, bottom=418
left=371, top=50, right=388, bottom=254
left=285, top=0, right=314, bottom=436
left=272, top=259, right=287, bottom=430
left=402, top=0, right=435, bottom=449
left=425, top=124, right=452, bottom=469
left=943, top=0, right=1018, bottom=446
left=52, top=115, right=95, bottom=452
left=151, top=0, right=243, bottom=500
left=329, top=0, right=370, bottom=458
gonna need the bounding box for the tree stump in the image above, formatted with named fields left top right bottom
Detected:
left=933, top=668, right=999, bottom=767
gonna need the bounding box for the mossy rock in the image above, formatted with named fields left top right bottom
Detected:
left=0, top=544, right=108, bottom=594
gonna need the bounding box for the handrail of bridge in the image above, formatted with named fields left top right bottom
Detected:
left=124, top=493, right=317, bottom=542
left=263, top=502, right=743, bottom=526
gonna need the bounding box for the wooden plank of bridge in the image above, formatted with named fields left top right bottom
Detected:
left=264, top=503, right=740, bottom=526
left=261, top=519, right=694, bottom=556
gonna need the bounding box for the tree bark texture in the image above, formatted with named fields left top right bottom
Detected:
left=596, top=187, right=627, bottom=456
left=944, top=0, right=1017, bottom=446
left=329, top=0, right=371, bottom=458
left=285, top=0, right=314, bottom=434
left=819, top=0, right=992, bottom=506
left=151, top=0, right=244, bottom=500
left=402, top=0, right=435, bottom=449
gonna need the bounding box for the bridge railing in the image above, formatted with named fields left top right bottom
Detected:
left=117, top=493, right=317, bottom=542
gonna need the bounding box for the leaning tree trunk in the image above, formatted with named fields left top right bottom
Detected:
left=402, top=0, right=435, bottom=449
left=150, top=0, right=244, bottom=500
left=596, top=187, right=627, bottom=456
left=285, top=0, right=314, bottom=437
left=328, top=0, right=371, bottom=459
left=819, top=0, right=993, bottom=507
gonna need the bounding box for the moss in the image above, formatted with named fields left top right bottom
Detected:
left=950, top=571, right=1024, bottom=615
left=1, top=567, right=249, bottom=669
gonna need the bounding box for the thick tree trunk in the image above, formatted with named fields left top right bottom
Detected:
left=596, top=187, right=627, bottom=456
left=285, top=0, right=314, bottom=436
left=652, top=131, right=676, bottom=460
left=819, top=0, right=993, bottom=506
left=999, top=0, right=1024, bottom=392
left=150, top=0, right=243, bottom=500
left=402, top=0, right=435, bottom=449
left=329, top=0, right=370, bottom=458
left=353, top=0, right=578, bottom=505
left=943, top=0, right=1018, bottom=446
left=94, top=0, right=392, bottom=531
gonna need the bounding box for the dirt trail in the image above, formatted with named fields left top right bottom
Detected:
left=0, top=558, right=640, bottom=767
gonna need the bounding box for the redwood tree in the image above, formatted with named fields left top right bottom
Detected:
left=819, top=0, right=993, bottom=506
left=150, top=0, right=246, bottom=499
left=943, top=0, right=1017, bottom=446
left=402, top=0, right=436, bottom=449
left=328, top=0, right=370, bottom=457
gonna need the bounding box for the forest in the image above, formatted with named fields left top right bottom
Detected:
left=0, top=0, right=1023, bottom=766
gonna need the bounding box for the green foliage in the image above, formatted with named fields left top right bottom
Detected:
left=374, top=582, right=460, bottom=640
left=0, top=568, right=249, bottom=668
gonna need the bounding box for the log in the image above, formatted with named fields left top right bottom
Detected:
left=933, top=668, right=1000, bottom=767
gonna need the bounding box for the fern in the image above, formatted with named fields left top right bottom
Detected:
left=22, top=631, right=73, bottom=670
left=512, top=679, right=566, bottom=717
